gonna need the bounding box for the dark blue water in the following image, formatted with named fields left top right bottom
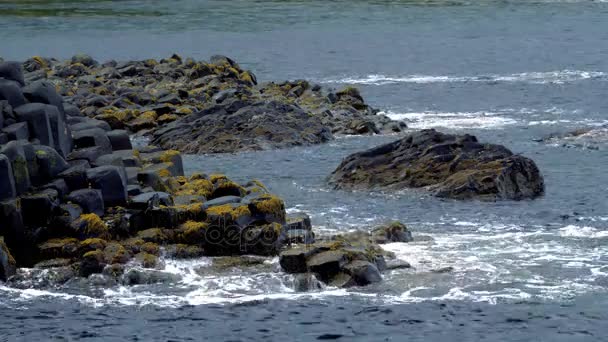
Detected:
left=2, top=0, right=608, bottom=340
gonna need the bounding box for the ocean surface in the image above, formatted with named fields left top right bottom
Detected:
left=2, top=0, right=608, bottom=340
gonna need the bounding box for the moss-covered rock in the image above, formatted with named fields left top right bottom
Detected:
left=134, top=252, right=158, bottom=268
left=71, top=213, right=111, bottom=240
left=38, top=238, right=80, bottom=260
left=247, top=194, right=286, bottom=224
left=164, top=244, right=204, bottom=259
left=329, top=129, right=545, bottom=201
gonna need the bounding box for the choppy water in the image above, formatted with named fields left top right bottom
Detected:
left=2, top=0, right=608, bottom=340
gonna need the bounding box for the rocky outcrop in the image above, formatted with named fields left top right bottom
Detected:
left=329, top=129, right=544, bottom=200
left=14, top=55, right=404, bottom=154
left=0, top=61, right=297, bottom=283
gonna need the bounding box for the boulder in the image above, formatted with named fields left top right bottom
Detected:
left=33, top=145, right=69, bottom=182
left=45, top=103, right=72, bottom=157
left=0, top=79, right=27, bottom=108
left=371, top=221, right=413, bottom=244
left=0, top=154, right=16, bottom=201
left=71, top=54, right=98, bottom=67
left=307, top=250, right=348, bottom=282
left=329, top=129, right=545, bottom=201
left=22, top=80, right=65, bottom=114
left=0, top=238, right=17, bottom=281
left=70, top=119, right=111, bottom=132
left=106, top=130, right=132, bottom=151
left=342, top=260, right=382, bottom=286
left=58, top=162, right=90, bottom=191
left=0, top=141, right=31, bottom=194
left=20, top=189, right=60, bottom=227
left=152, top=101, right=333, bottom=153
left=13, top=103, right=55, bottom=147
left=0, top=61, right=25, bottom=86
left=129, top=192, right=173, bottom=211
left=86, top=165, right=128, bottom=207
left=72, top=128, right=112, bottom=154
left=66, top=189, right=104, bottom=216
left=0, top=199, right=27, bottom=264
left=2, top=122, right=29, bottom=141
left=66, top=146, right=106, bottom=163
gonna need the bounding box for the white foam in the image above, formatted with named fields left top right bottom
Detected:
left=323, top=70, right=607, bottom=85
left=559, top=225, right=608, bottom=238
left=382, top=110, right=518, bottom=129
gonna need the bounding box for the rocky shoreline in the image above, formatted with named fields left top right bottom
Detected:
left=0, top=56, right=411, bottom=289
left=0, top=54, right=544, bottom=291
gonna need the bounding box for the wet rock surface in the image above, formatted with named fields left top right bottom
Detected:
left=329, top=129, right=545, bottom=200
left=9, top=54, right=404, bottom=154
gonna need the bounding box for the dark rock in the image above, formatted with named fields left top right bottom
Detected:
left=372, top=221, right=413, bottom=244
left=34, top=145, right=69, bottom=182
left=48, top=203, right=83, bottom=237
left=0, top=238, right=17, bottom=281
left=329, top=129, right=545, bottom=201
left=66, top=189, right=104, bottom=216
left=307, top=250, right=348, bottom=282
left=20, top=189, right=60, bottom=227
left=385, top=259, right=412, bottom=270
left=285, top=229, right=315, bottom=244
left=152, top=101, right=333, bottom=154
left=129, top=192, right=173, bottom=211
left=22, top=81, right=65, bottom=114
left=0, top=199, right=29, bottom=265
left=2, top=122, right=29, bottom=141
left=201, top=195, right=241, bottom=209
left=71, top=54, right=98, bottom=67
left=63, top=103, right=82, bottom=117
left=66, top=146, right=106, bottom=163
left=127, top=185, right=142, bottom=196
left=0, top=141, right=31, bottom=194
left=343, top=260, right=382, bottom=286
left=292, top=273, right=323, bottom=292
left=0, top=79, right=27, bottom=108
left=72, top=128, right=112, bottom=154
left=279, top=246, right=323, bottom=274
left=70, top=119, right=111, bottom=132
left=79, top=250, right=105, bottom=277
left=86, top=166, right=128, bottom=207
left=286, top=212, right=312, bottom=231
left=58, top=162, right=90, bottom=191
left=0, top=61, right=25, bottom=86
left=106, top=130, right=132, bottom=151
left=45, top=103, right=72, bottom=157
left=0, top=154, right=16, bottom=201
left=41, top=178, right=69, bottom=200
left=13, top=103, right=55, bottom=147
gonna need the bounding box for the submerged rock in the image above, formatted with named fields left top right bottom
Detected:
left=329, top=129, right=544, bottom=201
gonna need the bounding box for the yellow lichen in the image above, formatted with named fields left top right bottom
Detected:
left=140, top=242, right=160, bottom=255
left=79, top=213, right=110, bottom=239
left=176, top=107, right=193, bottom=115
left=250, top=195, right=284, bottom=215
left=206, top=204, right=251, bottom=221
left=83, top=250, right=103, bottom=259
left=209, top=174, right=228, bottom=183
left=138, top=111, right=158, bottom=120
left=174, top=179, right=213, bottom=197
left=158, top=168, right=171, bottom=178
left=180, top=221, right=208, bottom=243
left=160, top=150, right=180, bottom=163
left=79, top=238, right=107, bottom=251
left=32, top=56, right=48, bottom=68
